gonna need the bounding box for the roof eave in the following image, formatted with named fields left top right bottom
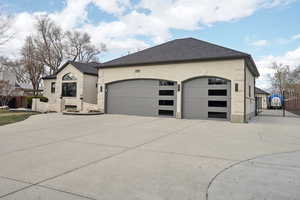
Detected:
left=42, top=76, right=57, bottom=80
left=99, top=55, right=249, bottom=69
left=83, top=72, right=98, bottom=76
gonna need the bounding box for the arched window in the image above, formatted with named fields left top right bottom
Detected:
left=62, top=73, right=77, bottom=81
left=61, top=73, right=77, bottom=97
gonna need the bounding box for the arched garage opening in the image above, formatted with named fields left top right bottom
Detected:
left=182, top=76, right=231, bottom=120
left=105, top=79, right=177, bottom=117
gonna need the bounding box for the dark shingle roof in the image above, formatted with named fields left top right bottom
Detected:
left=68, top=61, right=99, bottom=75
left=43, top=61, right=100, bottom=79
left=255, top=87, right=270, bottom=95
left=100, top=38, right=259, bottom=76
left=43, top=74, right=57, bottom=80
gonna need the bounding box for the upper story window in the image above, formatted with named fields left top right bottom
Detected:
left=62, top=73, right=77, bottom=81
left=51, top=82, right=56, bottom=93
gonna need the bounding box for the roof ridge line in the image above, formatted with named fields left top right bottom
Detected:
left=99, top=38, right=184, bottom=67
left=188, top=38, right=250, bottom=56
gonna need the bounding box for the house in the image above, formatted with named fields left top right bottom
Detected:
left=0, top=70, right=26, bottom=108
left=42, top=38, right=260, bottom=123
left=42, top=61, right=99, bottom=112
left=255, top=87, right=270, bottom=109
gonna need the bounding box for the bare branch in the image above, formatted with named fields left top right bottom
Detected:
left=0, top=12, right=14, bottom=47
left=64, top=30, right=106, bottom=63
left=21, top=36, right=45, bottom=95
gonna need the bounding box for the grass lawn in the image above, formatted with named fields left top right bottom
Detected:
left=0, top=110, right=39, bottom=126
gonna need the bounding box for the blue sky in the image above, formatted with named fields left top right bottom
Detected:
left=1, top=0, right=300, bottom=88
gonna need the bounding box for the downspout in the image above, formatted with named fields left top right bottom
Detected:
left=244, top=60, right=247, bottom=123
left=254, top=77, right=257, bottom=116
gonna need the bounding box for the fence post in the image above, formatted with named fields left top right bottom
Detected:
left=283, top=90, right=285, bottom=117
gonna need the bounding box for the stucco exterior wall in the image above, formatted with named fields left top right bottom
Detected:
left=256, top=93, right=268, bottom=109
left=42, top=64, right=84, bottom=111
left=98, top=59, right=248, bottom=122
left=43, top=79, right=56, bottom=104
left=245, top=64, right=256, bottom=120
left=83, top=74, right=98, bottom=104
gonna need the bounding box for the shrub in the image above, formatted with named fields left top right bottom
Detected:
left=26, top=96, right=48, bottom=108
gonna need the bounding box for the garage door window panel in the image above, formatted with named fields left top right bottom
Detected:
left=208, top=101, right=227, bottom=107
left=159, top=100, right=174, bottom=106
left=208, top=89, right=227, bottom=96
left=159, top=80, right=175, bottom=86
left=159, top=90, right=174, bottom=96
left=159, top=109, right=174, bottom=116
left=208, top=78, right=227, bottom=85
left=208, top=112, right=227, bottom=119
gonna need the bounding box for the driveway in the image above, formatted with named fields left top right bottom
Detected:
left=0, top=113, right=300, bottom=200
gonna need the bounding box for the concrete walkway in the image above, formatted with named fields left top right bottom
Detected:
left=0, top=113, right=299, bottom=200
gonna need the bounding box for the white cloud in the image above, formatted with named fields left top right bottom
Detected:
left=251, top=40, right=268, bottom=46
left=92, top=0, right=131, bottom=15
left=292, top=34, right=300, bottom=40
left=0, top=12, right=36, bottom=58
left=50, top=0, right=91, bottom=29
left=256, top=46, right=300, bottom=89
left=0, top=0, right=296, bottom=59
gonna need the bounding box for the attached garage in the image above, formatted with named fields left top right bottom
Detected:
left=106, top=79, right=177, bottom=117
left=98, top=38, right=260, bottom=123
left=182, top=77, right=231, bottom=120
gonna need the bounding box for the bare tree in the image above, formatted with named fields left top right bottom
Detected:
left=0, top=80, right=16, bottom=106
left=34, top=16, right=64, bottom=74
left=0, top=56, right=26, bottom=84
left=0, top=12, right=14, bottom=47
left=64, top=30, right=106, bottom=63
left=270, top=62, right=290, bottom=94
left=21, top=36, right=45, bottom=95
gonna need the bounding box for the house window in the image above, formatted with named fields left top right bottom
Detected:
left=159, top=90, right=174, bottom=96
left=235, top=83, right=239, bottom=92
left=249, top=86, right=251, bottom=97
left=208, top=89, right=227, bottom=96
left=51, top=82, right=56, bottom=93
left=62, top=73, right=77, bottom=81
left=208, top=78, right=227, bottom=85
left=62, top=82, right=77, bottom=97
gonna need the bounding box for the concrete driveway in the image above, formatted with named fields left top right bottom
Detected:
left=0, top=113, right=300, bottom=200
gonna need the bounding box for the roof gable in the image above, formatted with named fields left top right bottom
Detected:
left=43, top=61, right=99, bottom=80
left=255, top=87, right=270, bottom=95
left=100, top=38, right=259, bottom=76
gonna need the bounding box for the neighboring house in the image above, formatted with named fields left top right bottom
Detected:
left=0, top=70, right=17, bottom=87
left=0, top=70, right=26, bottom=108
left=255, top=87, right=270, bottom=109
left=42, top=38, right=260, bottom=123
left=42, top=61, right=99, bottom=112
